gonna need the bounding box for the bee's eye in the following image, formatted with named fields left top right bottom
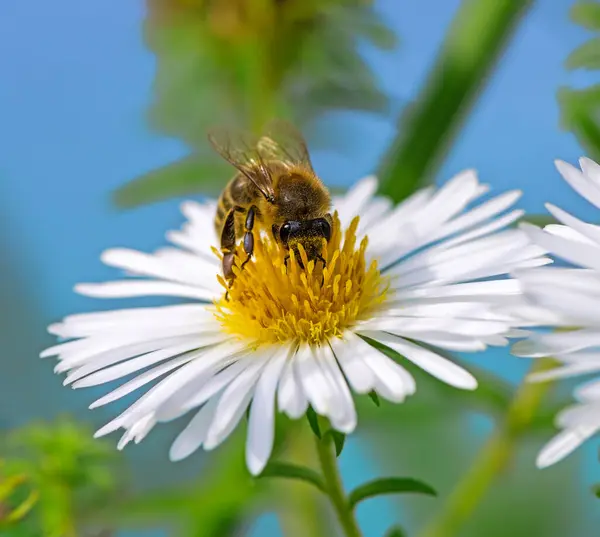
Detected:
left=280, top=222, right=293, bottom=245
left=315, top=218, right=331, bottom=241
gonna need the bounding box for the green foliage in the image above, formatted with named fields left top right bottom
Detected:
left=517, top=213, right=558, bottom=228
left=377, top=0, right=533, bottom=202
left=571, top=1, right=600, bottom=29
left=385, top=526, right=407, bottom=537
left=559, top=1, right=600, bottom=161
left=0, top=418, right=120, bottom=536
left=329, top=431, right=346, bottom=457
left=106, top=435, right=258, bottom=537
left=348, top=478, right=437, bottom=510
left=306, top=406, right=322, bottom=439
left=259, top=462, right=326, bottom=493
left=368, top=391, right=381, bottom=407
left=115, top=0, right=396, bottom=208
left=114, top=157, right=230, bottom=207
left=559, top=85, right=600, bottom=162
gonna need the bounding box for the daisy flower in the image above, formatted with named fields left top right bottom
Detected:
left=512, top=156, right=600, bottom=469
left=42, top=171, right=546, bottom=475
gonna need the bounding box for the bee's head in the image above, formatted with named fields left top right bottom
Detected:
left=276, top=217, right=331, bottom=268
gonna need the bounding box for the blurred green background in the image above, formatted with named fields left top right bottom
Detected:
left=1, top=0, right=600, bottom=535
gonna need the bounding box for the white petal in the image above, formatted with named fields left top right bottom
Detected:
left=277, top=355, right=308, bottom=418
left=88, top=354, right=197, bottom=409
left=329, top=336, right=375, bottom=394
left=545, top=204, right=600, bottom=245
left=75, top=280, right=217, bottom=301
left=544, top=223, right=595, bottom=245
left=316, top=344, right=357, bottom=433
left=246, top=347, right=290, bottom=475
left=181, top=358, right=254, bottom=412
left=347, top=333, right=415, bottom=402
left=169, top=397, right=221, bottom=462
left=97, top=341, right=246, bottom=432
left=536, top=425, right=598, bottom=468
left=101, top=248, right=221, bottom=290
left=364, top=332, right=477, bottom=390
left=555, top=159, right=600, bottom=210
left=521, top=222, right=600, bottom=271
left=204, top=353, right=271, bottom=450
left=512, top=329, right=600, bottom=357
left=72, top=334, right=225, bottom=388
left=335, top=176, right=378, bottom=228
left=293, top=344, right=332, bottom=416
left=580, top=156, right=600, bottom=183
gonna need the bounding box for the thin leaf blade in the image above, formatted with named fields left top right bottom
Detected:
left=571, top=1, right=600, bottom=30
left=114, top=156, right=228, bottom=208
left=348, top=477, right=437, bottom=510
left=566, top=38, right=600, bottom=71
left=258, top=462, right=325, bottom=493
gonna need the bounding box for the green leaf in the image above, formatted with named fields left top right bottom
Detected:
left=559, top=85, right=600, bottom=162
left=566, top=38, right=600, bottom=70
left=385, top=525, right=407, bottom=537
left=330, top=431, right=346, bottom=457
left=517, top=214, right=557, bottom=228
left=368, top=390, right=381, bottom=407
left=592, top=484, right=600, bottom=498
left=348, top=477, right=437, bottom=509
left=306, top=406, right=322, bottom=439
left=571, top=1, right=600, bottom=30
left=114, top=156, right=228, bottom=208
left=258, top=462, right=325, bottom=493
left=377, top=0, right=533, bottom=202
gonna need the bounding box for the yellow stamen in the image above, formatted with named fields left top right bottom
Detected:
left=214, top=214, right=388, bottom=346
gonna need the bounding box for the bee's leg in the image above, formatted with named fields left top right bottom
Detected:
left=220, top=208, right=239, bottom=286
left=241, top=205, right=258, bottom=269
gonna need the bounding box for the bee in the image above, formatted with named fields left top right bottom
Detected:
left=208, top=120, right=332, bottom=285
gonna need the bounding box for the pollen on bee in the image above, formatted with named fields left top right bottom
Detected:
left=213, top=214, right=388, bottom=346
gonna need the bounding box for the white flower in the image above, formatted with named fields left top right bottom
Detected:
left=512, top=157, right=600, bottom=469
left=42, top=172, right=545, bottom=475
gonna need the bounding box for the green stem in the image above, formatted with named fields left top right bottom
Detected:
left=278, top=424, right=330, bottom=537
left=378, top=0, right=534, bottom=202
left=417, top=358, right=556, bottom=537
left=314, top=433, right=363, bottom=537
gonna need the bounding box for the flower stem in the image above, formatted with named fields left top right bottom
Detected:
left=417, top=358, right=556, bottom=537
left=378, top=0, right=534, bottom=202
left=314, top=432, right=363, bottom=537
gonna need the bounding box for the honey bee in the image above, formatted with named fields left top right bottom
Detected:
left=208, top=120, right=332, bottom=285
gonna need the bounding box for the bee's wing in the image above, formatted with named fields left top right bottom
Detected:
left=258, top=119, right=315, bottom=171
left=207, top=127, right=276, bottom=201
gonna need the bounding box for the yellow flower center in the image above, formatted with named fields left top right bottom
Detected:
left=213, top=214, right=387, bottom=346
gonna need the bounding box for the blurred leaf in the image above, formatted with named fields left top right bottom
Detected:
left=560, top=3, right=600, bottom=159
left=107, top=434, right=257, bottom=537
left=566, top=37, right=600, bottom=70
left=368, top=391, right=381, bottom=407
left=258, top=462, right=325, bottom=493
left=328, top=431, right=346, bottom=457
left=348, top=478, right=437, bottom=510
left=570, top=1, right=600, bottom=31
left=0, top=418, right=120, bottom=537
left=378, top=0, right=533, bottom=202
left=114, top=156, right=229, bottom=208
left=517, top=214, right=558, bottom=228
left=385, top=526, right=407, bottom=537
left=118, top=0, right=397, bottom=207
left=559, top=85, right=600, bottom=162
left=306, top=407, right=322, bottom=439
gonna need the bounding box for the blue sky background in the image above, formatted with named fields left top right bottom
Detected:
left=1, top=1, right=599, bottom=536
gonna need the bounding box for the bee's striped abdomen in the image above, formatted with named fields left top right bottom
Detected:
left=214, top=173, right=263, bottom=234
